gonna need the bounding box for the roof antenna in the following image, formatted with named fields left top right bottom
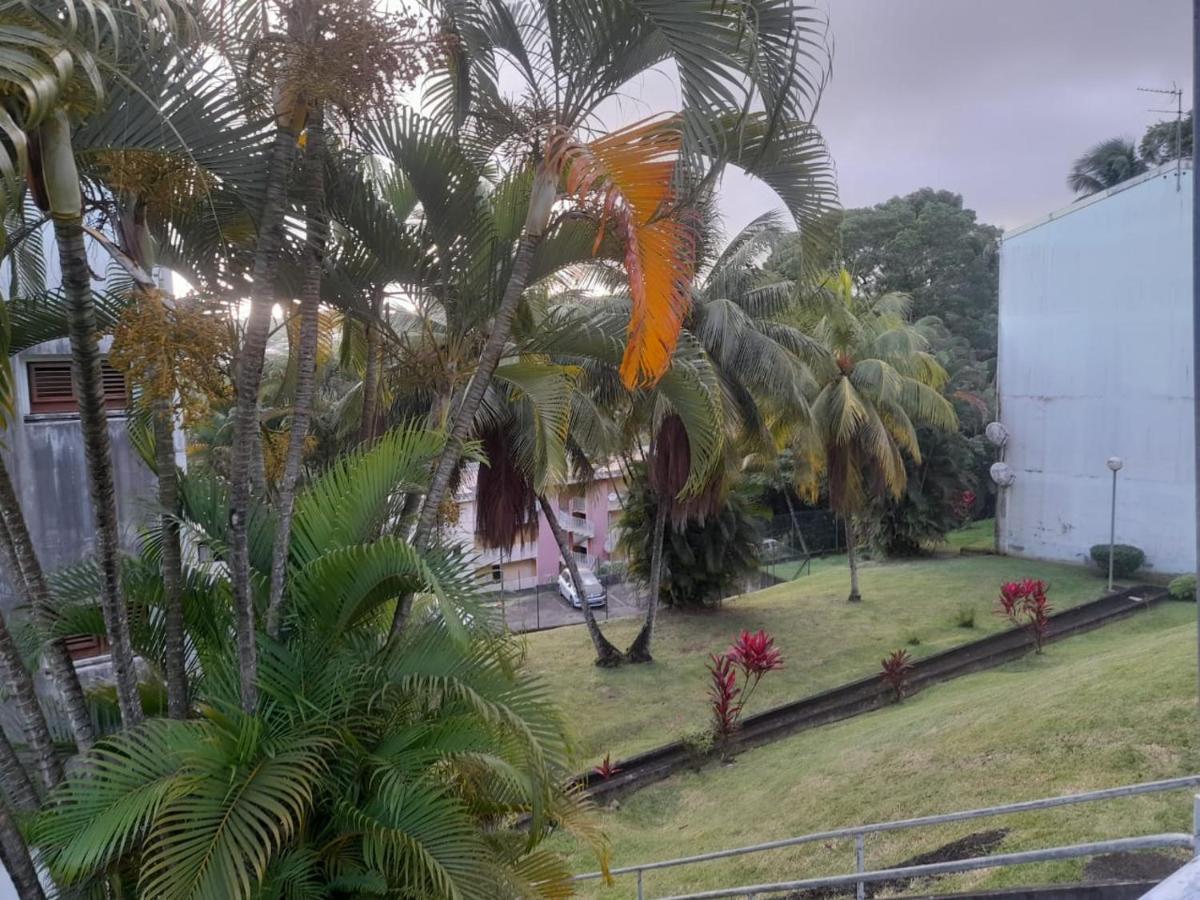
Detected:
left=1138, top=82, right=1187, bottom=190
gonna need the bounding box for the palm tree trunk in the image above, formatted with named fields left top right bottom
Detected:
left=266, top=106, right=326, bottom=640
left=626, top=499, right=668, bottom=663
left=229, top=123, right=303, bottom=713
left=0, top=607, right=60, bottom=792
left=154, top=400, right=187, bottom=719
left=0, top=802, right=44, bottom=900
left=389, top=165, right=558, bottom=638
left=358, top=283, right=384, bottom=445
left=41, top=111, right=142, bottom=728
left=846, top=517, right=862, bottom=602
left=536, top=494, right=622, bottom=666
left=0, top=729, right=36, bottom=814
left=0, top=459, right=94, bottom=750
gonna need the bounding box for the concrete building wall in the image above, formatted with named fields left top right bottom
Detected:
left=997, top=163, right=1194, bottom=573
left=0, top=234, right=183, bottom=612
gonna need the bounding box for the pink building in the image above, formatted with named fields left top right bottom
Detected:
left=454, top=463, right=627, bottom=591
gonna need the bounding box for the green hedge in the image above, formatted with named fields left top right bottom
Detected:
left=1168, top=574, right=1196, bottom=602
left=1088, top=544, right=1145, bottom=579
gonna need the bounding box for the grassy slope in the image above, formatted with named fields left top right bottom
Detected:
left=561, top=602, right=1200, bottom=897
left=522, top=553, right=1102, bottom=763
left=943, top=517, right=996, bottom=552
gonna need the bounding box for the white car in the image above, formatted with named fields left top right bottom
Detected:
left=557, top=567, right=607, bottom=609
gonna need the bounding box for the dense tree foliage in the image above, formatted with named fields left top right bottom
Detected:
left=620, top=465, right=765, bottom=609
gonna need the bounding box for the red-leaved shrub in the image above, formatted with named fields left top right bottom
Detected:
left=593, top=752, right=621, bottom=780
left=707, top=653, right=741, bottom=739
left=880, top=649, right=913, bottom=701
left=997, top=578, right=1053, bottom=653
left=706, top=630, right=784, bottom=742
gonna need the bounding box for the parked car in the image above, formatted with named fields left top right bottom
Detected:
left=557, top=567, right=607, bottom=608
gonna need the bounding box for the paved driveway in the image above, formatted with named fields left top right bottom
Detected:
left=492, top=581, right=644, bottom=633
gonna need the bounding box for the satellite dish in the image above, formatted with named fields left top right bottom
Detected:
left=985, top=422, right=1009, bottom=448
left=990, top=462, right=1016, bottom=487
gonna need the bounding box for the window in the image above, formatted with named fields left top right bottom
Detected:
left=490, top=564, right=502, bottom=582
left=27, top=360, right=127, bottom=414
left=63, top=634, right=109, bottom=661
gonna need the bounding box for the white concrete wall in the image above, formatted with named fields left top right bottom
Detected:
left=997, top=164, right=1194, bottom=573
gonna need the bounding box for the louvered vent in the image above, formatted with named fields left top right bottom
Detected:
left=27, top=360, right=127, bottom=414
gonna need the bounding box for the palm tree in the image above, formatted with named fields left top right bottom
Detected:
left=265, top=104, right=328, bottom=638
left=31, top=426, right=608, bottom=898
left=0, top=0, right=185, bottom=728
left=1067, top=137, right=1148, bottom=196
left=396, top=0, right=837, bottom=638
left=799, top=271, right=958, bottom=602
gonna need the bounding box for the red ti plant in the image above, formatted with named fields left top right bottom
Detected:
left=953, top=489, right=977, bottom=521
left=707, top=653, right=741, bottom=739
left=593, top=751, right=621, bottom=780
left=707, top=630, right=784, bottom=741
left=880, top=649, right=913, bottom=701
left=997, top=578, right=1053, bottom=653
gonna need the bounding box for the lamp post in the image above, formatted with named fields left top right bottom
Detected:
left=1106, top=456, right=1124, bottom=592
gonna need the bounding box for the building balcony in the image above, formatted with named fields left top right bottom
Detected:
left=553, top=506, right=594, bottom=538
left=470, top=540, right=539, bottom=566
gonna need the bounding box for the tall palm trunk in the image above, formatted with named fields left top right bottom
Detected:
left=845, top=517, right=862, bottom=602
left=0, top=802, right=44, bottom=900
left=154, top=399, right=187, bottom=719
left=229, top=121, right=303, bottom=712
left=266, top=106, right=326, bottom=639
left=0, top=605, right=60, bottom=791
left=0, top=729, right=36, bottom=814
left=537, top=494, right=622, bottom=666
left=0, top=458, right=94, bottom=749
left=41, top=111, right=142, bottom=727
left=358, top=283, right=384, bottom=445
left=626, top=499, right=668, bottom=663
left=389, top=166, right=557, bottom=638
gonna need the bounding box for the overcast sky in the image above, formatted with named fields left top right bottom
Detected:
left=715, top=0, right=1193, bottom=235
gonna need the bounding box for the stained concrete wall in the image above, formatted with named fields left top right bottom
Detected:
left=0, top=231, right=185, bottom=612
left=997, top=163, right=1195, bottom=573
left=0, top=337, right=168, bottom=610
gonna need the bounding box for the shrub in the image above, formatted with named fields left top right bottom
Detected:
left=1088, top=544, right=1146, bottom=579
left=1168, top=574, right=1196, bottom=602
left=620, top=465, right=766, bottom=608
left=863, top=427, right=982, bottom=557
left=953, top=604, right=976, bottom=629
left=880, top=649, right=914, bottom=701
left=997, top=578, right=1053, bottom=653
left=706, top=630, right=784, bottom=745
left=593, top=752, right=620, bottom=780
left=679, top=729, right=715, bottom=770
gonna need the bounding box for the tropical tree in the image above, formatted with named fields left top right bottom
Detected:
left=29, top=426, right=608, bottom=898
left=0, top=0, right=196, bottom=729
left=798, top=271, right=958, bottom=602
left=1067, top=137, right=1148, bottom=196
left=620, top=464, right=765, bottom=609
left=394, top=0, right=837, bottom=640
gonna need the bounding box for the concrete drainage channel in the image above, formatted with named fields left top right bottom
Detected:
left=578, top=585, right=1167, bottom=803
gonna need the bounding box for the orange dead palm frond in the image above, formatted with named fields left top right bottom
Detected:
left=551, top=116, right=697, bottom=389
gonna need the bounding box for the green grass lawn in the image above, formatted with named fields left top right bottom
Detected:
left=521, top=553, right=1105, bottom=765
left=943, top=517, right=996, bottom=553
left=559, top=601, right=1200, bottom=897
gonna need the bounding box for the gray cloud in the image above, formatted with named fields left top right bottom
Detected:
left=718, top=0, right=1192, bottom=235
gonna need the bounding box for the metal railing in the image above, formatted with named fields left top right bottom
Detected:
left=572, top=774, right=1200, bottom=899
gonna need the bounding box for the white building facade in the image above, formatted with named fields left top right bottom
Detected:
left=997, top=162, right=1195, bottom=574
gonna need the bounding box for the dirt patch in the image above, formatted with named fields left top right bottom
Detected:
left=785, top=829, right=1009, bottom=899
left=1083, top=850, right=1186, bottom=883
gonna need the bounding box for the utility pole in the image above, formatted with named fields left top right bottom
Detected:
left=1192, top=0, right=1199, bottom=709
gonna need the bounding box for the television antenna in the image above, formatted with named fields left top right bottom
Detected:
left=1138, top=82, right=1186, bottom=189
